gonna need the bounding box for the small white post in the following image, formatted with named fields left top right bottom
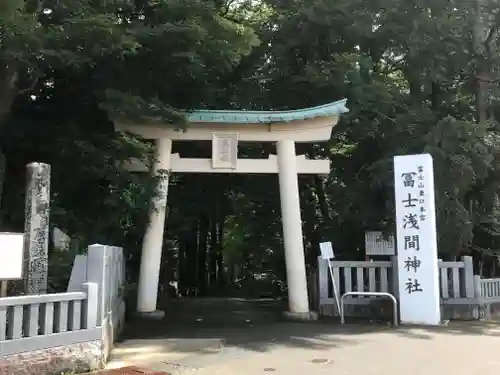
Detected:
left=318, top=256, right=328, bottom=302
left=83, top=282, right=99, bottom=328
left=391, top=255, right=399, bottom=298
left=473, top=275, right=485, bottom=319
left=463, top=256, right=475, bottom=298
left=327, top=262, right=341, bottom=315
left=277, top=140, right=310, bottom=316
left=86, top=244, right=109, bottom=324
left=319, top=242, right=340, bottom=315
left=137, top=138, right=172, bottom=313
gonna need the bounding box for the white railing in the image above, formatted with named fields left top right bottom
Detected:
left=318, top=256, right=476, bottom=314
left=479, top=278, right=500, bottom=303
left=0, top=244, right=125, bottom=360
left=0, top=283, right=99, bottom=356
left=318, top=258, right=396, bottom=307
left=438, top=257, right=475, bottom=301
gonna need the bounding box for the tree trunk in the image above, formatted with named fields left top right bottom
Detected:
left=0, top=63, right=17, bottom=222
left=302, top=184, right=321, bottom=266
left=216, top=218, right=225, bottom=287
left=313, top=176, right=333, bottom=233
left=474, top=0, right=493, bottom=123
left=209, top=218, right=218, bottom=287
left=0, top=61, right=18, bottom=125
left=197, top=215, right=209, bottom=296
left=183, top=220, right=199, bottom=295
left=178, top=237, right=187, bottom=294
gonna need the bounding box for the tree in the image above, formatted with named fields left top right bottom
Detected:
left=224, top=0, right=500, bottom=264
left=0, top=0, right=260, bottom=290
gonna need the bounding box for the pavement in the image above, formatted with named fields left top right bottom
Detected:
left=106, top=298, right=500, bottom=375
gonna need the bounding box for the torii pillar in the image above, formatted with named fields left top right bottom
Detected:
left=117, top=99, right=349, bottom=320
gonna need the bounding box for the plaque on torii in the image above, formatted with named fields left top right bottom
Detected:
left=212, top=133, right=238, bottom=170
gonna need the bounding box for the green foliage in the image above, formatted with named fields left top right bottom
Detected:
left=0, top=0, right=261, bottom=288
left=4, top=0, right=500, bottom=295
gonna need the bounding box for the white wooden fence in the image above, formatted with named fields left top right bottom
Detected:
left=318, top=258, right=397, bottom=307
left=318, top=255, right=479, bottom=314
left=438, top=257, right=475, bottom=302
left=478, top=277, right=500, bottom=303
left=0, top=283, right=100, bottom=356
left=0, top=244, right=125, bottom=360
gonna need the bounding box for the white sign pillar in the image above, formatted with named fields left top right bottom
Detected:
left=277, top=139, right=310, bottom=315
left=137, top=137, right=172, bottom=313
left=394, top=153, right=441, bottom=325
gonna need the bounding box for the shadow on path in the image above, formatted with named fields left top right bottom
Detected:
left=121, top=298, right=500, bottom=354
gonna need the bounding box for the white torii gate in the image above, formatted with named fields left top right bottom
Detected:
left=116, top=99, right=349, bottom=321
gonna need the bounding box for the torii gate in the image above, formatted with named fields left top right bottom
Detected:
left=116, top=99, right=349, bottom=321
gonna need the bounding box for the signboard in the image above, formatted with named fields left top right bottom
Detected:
left=0, top=233, right=24, bottom=280
left=365, top=231, right=395, bottom=256
left=319, top=241, right=335, bottom=260
left=394, top=154, right=441, bottom=325
left=212, top=133, right=238, bottom=169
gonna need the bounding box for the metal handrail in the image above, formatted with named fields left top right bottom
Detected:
left=340, top=292, right=398, bottom=326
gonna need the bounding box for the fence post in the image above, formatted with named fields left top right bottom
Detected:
left=473, top=275, right=491, bottom=320
left=83, top=282, right=99, bottom=329
left=318, top=256, right=328, bottom=304
left=473, top=275, right=482, bottom=300
left=86, top=244, right=109, bottom=325
left=463, top=256, right=475, bottom=298
left=390, top=255, right=399, bottom=298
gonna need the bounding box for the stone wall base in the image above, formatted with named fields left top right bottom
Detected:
left=320, top=302, right=500, bottom=322
left=0, top=340, right=103, bottom=375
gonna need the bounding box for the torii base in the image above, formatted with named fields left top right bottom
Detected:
left=282, top=310, right=319, bottom=322
left=134, top=310, right=166, bottom=321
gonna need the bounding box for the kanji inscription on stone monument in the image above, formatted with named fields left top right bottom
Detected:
left=23, top=162, right=51, bottom=295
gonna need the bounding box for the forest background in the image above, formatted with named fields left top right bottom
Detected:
left=1, top=0, right=500, bottom=301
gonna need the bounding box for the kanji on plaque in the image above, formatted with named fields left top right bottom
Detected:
left=394, top=153, right=441, bottom=325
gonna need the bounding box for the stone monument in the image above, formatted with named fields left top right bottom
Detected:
left=23, top=162, right=51, bottom=295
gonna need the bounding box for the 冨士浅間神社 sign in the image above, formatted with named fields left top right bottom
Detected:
left=394, top=153, right=441, bottom=325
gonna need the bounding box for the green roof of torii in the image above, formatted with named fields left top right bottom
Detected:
left=187, top=99, right=348, bottom=124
